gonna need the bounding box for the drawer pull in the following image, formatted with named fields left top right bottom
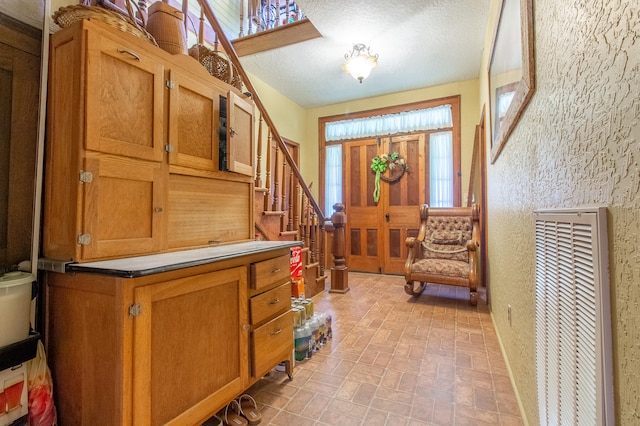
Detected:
left=269, top=298, right=280, bottom=305
left=271, top=268, right=281, bottom=273
left=117, top=48, right=141, bottom=62
left=271, top=328, right=283, bottom=336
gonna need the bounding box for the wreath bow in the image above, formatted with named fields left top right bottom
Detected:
left=370, top=152, right=408, bottom=202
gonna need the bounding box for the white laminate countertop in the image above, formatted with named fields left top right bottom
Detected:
left=41, top=241, right=302, bottom=278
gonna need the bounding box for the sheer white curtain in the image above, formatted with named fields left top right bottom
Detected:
left=324, top=144, right=342, bottom=215
left=429, top=131, right=453, bottom=207
left=325, top=105, right=452, bottom=141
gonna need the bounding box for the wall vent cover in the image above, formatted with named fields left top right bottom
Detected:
left=534, top=207, right=614, bottom=426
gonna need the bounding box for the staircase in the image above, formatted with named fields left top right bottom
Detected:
left=196, top=0, right=329, bottom=297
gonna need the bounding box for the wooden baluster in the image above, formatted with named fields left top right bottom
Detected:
left=288, top=166, right=294, bottom=231
left=293, top=176, right=300, bottom=234
left=255, top=115, right=263, bottom=187
left=275, top=0, right=280, bottom=27
left=285, top=0, right=290, bottom=23
left=263, top=131, right=272, bottom=212
left=319, top=225, right=325, bottom=276
left=280, top=150, right=287, bottom=213
left=239, top=0, right=244, bottom=37
left=330, top=203, right=349, bottom=293
left=256, top=0, right=262, bottom=32
left=309, top=212, right=317, bottom=264
left=272, top=143, right=280, bottom=212
left=247, top=0, right=253, bottom=35
left=303, top=195, right=310, bottom=248
left=181, top=0, right=188, bottom=34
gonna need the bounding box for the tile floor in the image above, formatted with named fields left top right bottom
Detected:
left=238, top=272, right=524, bottom=425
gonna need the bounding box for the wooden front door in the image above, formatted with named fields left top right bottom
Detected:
left=345, top=134, right=426, bottom=274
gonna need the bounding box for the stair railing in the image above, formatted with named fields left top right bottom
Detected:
left=197, top=0, right=329, bottom=292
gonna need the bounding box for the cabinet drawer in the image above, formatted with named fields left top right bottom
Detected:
left=251, top=255, right=290, bottom=291
left=250, top=283, right=290, bottom=326
left=252, top=310, right=293, bottom=378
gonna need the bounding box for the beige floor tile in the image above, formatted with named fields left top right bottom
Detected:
left=238, top=273, right=522, bottom=426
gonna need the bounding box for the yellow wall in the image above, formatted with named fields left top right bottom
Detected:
left=479, top=0, right=640, bottom=424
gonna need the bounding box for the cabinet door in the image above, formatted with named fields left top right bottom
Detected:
left=133, top=267, right=249, bottom=425
left=81, top=155, right=164, bottom=260
left=167, top=69, right=219, bottom=173
left=226, top=91, right=254, bottom=176
left=85, top=31, right=164, bottom=162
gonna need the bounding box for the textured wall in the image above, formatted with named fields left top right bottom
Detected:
left=483, top=0, right=640, bottom=424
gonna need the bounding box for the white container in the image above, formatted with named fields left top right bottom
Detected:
left=0, top=272, right=33, bottom=347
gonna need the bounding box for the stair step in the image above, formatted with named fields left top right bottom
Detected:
left=263, top=210, right=285, bottom=216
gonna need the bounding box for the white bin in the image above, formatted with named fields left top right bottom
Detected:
left=0, top=272, right=33, bottom=347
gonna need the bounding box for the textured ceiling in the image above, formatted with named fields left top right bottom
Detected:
left=237, top=0, right=491, bottom=109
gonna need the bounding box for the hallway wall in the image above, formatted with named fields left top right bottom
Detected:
left=479, top=0, right=640, bottom=424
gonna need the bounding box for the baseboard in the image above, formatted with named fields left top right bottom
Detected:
left=489, top=309, right=531, bottom=426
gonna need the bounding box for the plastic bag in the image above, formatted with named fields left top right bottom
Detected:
left=26, top=341, right=57, bottom=426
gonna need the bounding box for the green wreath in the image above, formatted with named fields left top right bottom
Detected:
left=370, top=152, right=409, bottom=202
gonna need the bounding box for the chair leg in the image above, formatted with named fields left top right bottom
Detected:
left=404, top=280, right=427, bottom=296
left=469, top=290, right=478, bottom=306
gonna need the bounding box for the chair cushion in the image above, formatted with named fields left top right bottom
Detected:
left=421, top=215, right=472, bottom=262
left=410, top=258, right=469, bottom=279
left=430, top=230, right=463, bottom=245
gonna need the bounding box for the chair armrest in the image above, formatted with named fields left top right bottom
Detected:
left=405, top=237, right=420, bottom=276
left=466, top=239, right=479, bottom=251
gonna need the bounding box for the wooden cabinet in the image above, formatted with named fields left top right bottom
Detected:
left=43, top=19, right=255, bottom=263
left=249, top=255, right=294, bottom=379
left=44, top=243, right=295, bottom=426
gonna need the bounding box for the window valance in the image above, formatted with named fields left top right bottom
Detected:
left=325, top=104, right=452, bottom=141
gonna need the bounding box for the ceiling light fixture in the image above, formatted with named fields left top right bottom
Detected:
left=342, top=44, right=378, bottom=83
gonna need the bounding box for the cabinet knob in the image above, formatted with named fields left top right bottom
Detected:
left=271, top=268, right=281, bottom=274
left=271, top=328, right=283, bottom=336
left=269, top=298, right=280, bottom=305
left=154, top=207, right=163, bottom=213
left=242, top=324, right=250, bottom=330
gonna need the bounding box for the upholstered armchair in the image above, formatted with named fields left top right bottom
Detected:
left=404, top=204, right=480, bottom=305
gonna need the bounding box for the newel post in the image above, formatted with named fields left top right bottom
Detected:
left=329, top=203, right=349, bottom=293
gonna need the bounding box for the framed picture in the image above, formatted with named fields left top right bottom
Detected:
left=488, top=0, right=535, bottom=163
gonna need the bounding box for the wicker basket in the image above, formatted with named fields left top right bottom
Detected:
left=188, top=44, right=243, bottom=90
left=53, top=0, right=157, bottom=46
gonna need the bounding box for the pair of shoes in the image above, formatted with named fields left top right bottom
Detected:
left=237, top=394, right=261, bottom=425
left=222, top=400, right=247, bottom=426
left=222, top=395, right=262, bottom=426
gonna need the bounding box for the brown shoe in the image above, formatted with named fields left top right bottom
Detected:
left=237, top=394, right=262, bottom=425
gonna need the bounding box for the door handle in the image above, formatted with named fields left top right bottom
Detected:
left=385, top=213, right=390, bottom=222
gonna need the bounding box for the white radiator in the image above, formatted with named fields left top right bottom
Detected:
left=534, top=207, right=614, bottom=426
